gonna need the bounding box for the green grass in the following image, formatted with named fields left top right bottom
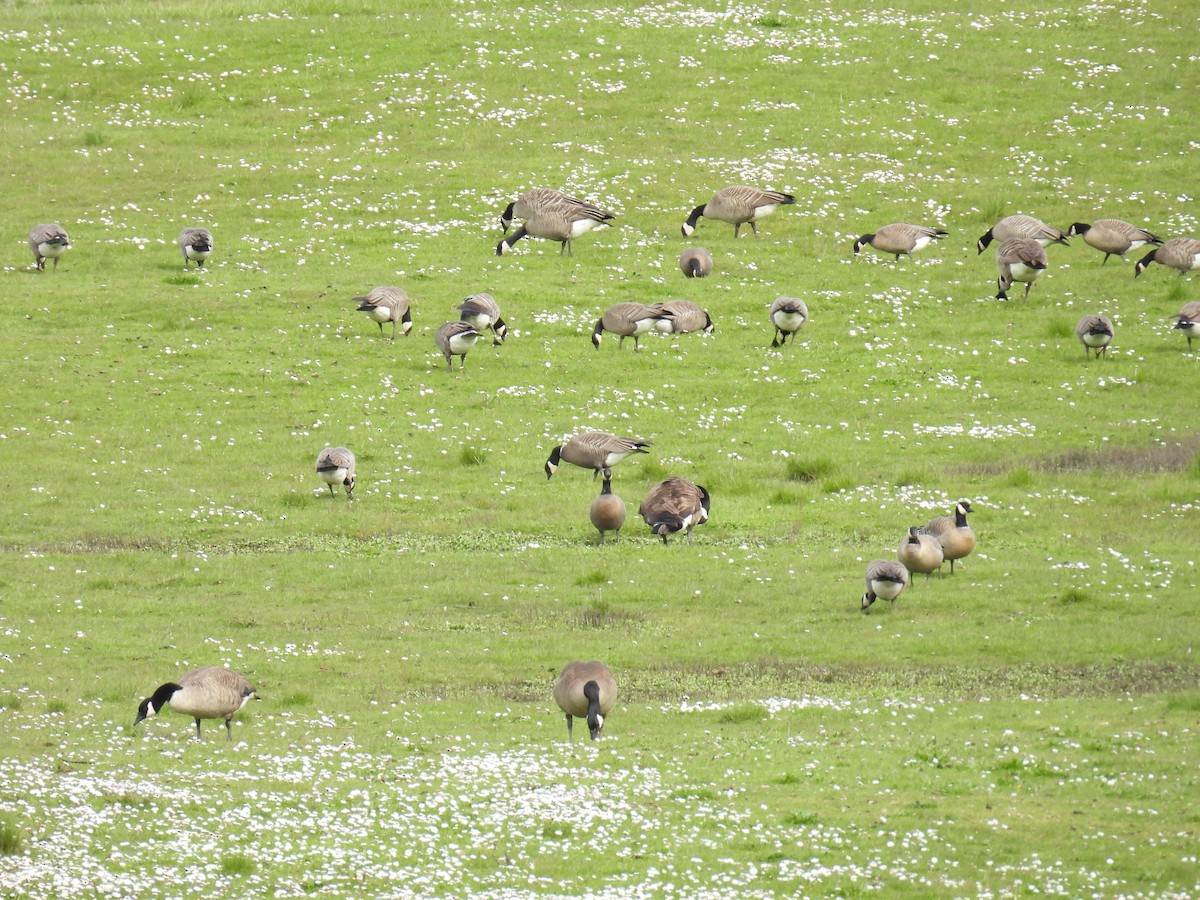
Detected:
left=1, top=0, right=1198, bottom=897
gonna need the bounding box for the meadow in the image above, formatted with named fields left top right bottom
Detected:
left=1, top=0, right=1198, bottom=896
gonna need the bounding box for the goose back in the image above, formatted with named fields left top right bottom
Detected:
left=355, top=286, right=413, bottom=339
left=639, top=476, right=710, bottom=544
left=862, top=559, right=908, bottom=611
left=770, top=296, right=809, bottom=347
left=435, top=321, right=481, bottom=368
left=316, top=446, right=356, bottom=496
left=29, top=223, right=71, bottom=269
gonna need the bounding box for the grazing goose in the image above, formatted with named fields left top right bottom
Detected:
left=897, top=526, right=945, bottom=581
left=1067, top=219, right=1161, bottom=265
left=496, top=202, right=614, bottom=257
left=591, top=302, right=673, bottom=350
left=545, top=431, right=650, bottom=480
left=355, top=286, right=413, bottom=340
left=500, top=188, right=608, bottom=234
left=658, top=299, right=714, bottom=335
left=679, top=247, right=713, bottom=278
left=435, top=321, right=481, bottom=369
left=977, top=215, right=1069, bottom=253
left=995, top=238, right=1049, bottom=301
left=316, top=446, right=356, bottom=497
left=1075, top=314, right=1115, bottom=360
left=553, top=660, right=618, bottom=741
left=589, top=476, right=627, bottom=544
left=681, top=186, right=795, bottom=238
left=853, top=224, right=948, bottom=259
left=29, top=224, right=71, bottom=270
left=135, top=667, right=257, bottom=740
left=457, top=292, right=508, bottom=345
left=918, top=500, right=975, bottom=574
left=177, top=227, right=213, bottom=268
left=1170, top=301, right=1200, bottom=351
left=862, top=559, right=908, bottom=612
left=638, top=476, right=710, bottom=544
left=769, top=296, right=809, bottom=348
left=1134, top=237, right=1200, bottom=277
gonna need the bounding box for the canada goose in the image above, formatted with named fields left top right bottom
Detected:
left=500, top=188, right=609, bottom=234
left=681, top=186, right=795, bottom=238
left=639, top=476, right=710, bottom=544
left=897, top=526, right=945, bottom=581
left=861, top=559, right=908, bottom=612
left=355, top=286, right=413, bottom=340
left=589, top=476, right=626, bottom=544
left=435, top=321, right=481, bottom=369
left=995, top=238, right=1049, bottom=301
left=178, top=227, right=213, bottom=268
left=134, top=666, right=256, bottom=740
left=1134, top=237, right=1200, bottom=277
left=545, top=431, right=651, bottom=480
left=977, top=215, right=1069, bottom=253
left=591, top=302, right=673, bottom=350
left=457, top=292, right=508, bottom=345
left=658, top=299, right=714, bottom=335
left=29, top=224, right=70, bottom=270
left=316, top=446, right=356, bottom=497
left=918, top=500, right=975, bottom=574
left=853, top=224, right=948, bottom=259
left=769, top=296, right=809, bottom=348
left=496, top=202, right=614, bottom=257
left=1075, top=314, right=1115, bottom=360
left=553, top=660, right=618, bottom=740
left=679, top=247, right=713, bottom=278
left=1170, top=301, right=1200, bottom=351
left=1067, top=219, right=1162, bottom=265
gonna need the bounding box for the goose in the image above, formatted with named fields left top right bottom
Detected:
left=862, top=559, right=908, bottom=612
left=496, top=202, right=614, bottom=257
left=316, top=446, right=356, bottom=497
left=553, top=660, right=618, bottom=740
left=1067, top=219, right=1161, bottom=265
left=1075, top=314, right=1115, bottom=360
left=1134, top=237, right=1200, bottom=277
left=591, top=302, right=673, bottom=350
left=178, top=227, right=213, bottom=268
left=658, top=299, right=713, bottom=335
left=500, top=188, right=609, bottom=234
left=134, top=666, right=257, bottom=740
left=995, top=238, right=1048, bottom=301
left=1170, top=301, right=1200, bottom=351
left=457, top=292, right=508, bottom=345
left=639, top=476, right=710, bottom=544
left=918, top=500, right=975, bottom=574
left=355, top=286, right=413, bottom=340
left=681, top=186, right=795, bottom=238
left=853, top=224, right=948, bottom=259
left=435, top=321, right=481, bottom=369
left=545, top=431, right=650, bottom=480
left=977, top=215, right=1069, bottom=253
left=589, top=476, right=627, bottom=544
left=897, top=527, right=944, bottom=581
left=29, top=224, right=71, bottom=270
left=769, top=296, right=809, bottom=348
left=679, top=247, right=713, bottom=278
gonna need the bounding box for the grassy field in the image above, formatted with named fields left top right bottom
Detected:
left=1, top=0, right=1198, bottom=896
